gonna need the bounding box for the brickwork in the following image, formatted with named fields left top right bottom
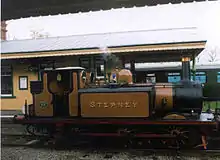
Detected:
left=1, top=21, right=7, bottom=40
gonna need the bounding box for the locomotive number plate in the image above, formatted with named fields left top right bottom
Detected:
left=39, top=101, right=48, bottom=108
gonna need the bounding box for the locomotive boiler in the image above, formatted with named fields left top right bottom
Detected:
left=13, top=66, right=220, bottom=149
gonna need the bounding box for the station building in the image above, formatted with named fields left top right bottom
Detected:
left=1, top=1, right=213, bottom=112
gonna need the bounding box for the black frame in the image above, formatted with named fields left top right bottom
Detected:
left=1, top=65, right=14, bottom=96
left=19, top=76, right=28, bottom=90
left=217, top=72, right=220, bottom=83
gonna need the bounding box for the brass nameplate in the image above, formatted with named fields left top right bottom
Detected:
left=90, top=101, right=137, bottom=108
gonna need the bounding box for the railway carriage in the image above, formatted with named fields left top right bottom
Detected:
left=134, top=63, right=220, bottom=98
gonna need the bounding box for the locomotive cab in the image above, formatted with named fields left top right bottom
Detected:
left=29, top=67, right=86, bottom=117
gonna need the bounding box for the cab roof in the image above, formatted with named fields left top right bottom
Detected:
left=44, top=66, right=85, bottom=71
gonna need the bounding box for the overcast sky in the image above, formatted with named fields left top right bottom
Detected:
left=5, top=0, right=220, bottom=63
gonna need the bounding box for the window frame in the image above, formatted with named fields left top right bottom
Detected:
left=146, top=73, right=156, bottom=83
left=1, top=65, right=15, bottom=98
left=191, top=71, right=207, bottom=84
left=217, top=72, right=220, bottom=83
left=167, top=72, right=181, bottom=83
left=79, top=57, right=90, bottom=70
left=95, top=57, right=105, bottom=79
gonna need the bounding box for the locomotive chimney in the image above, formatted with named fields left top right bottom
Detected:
left=181, top=57, right=191, bottom=80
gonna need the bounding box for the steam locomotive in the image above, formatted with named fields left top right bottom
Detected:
left=13, top=66, right=220, bottom=149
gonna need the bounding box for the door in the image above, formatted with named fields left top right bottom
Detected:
left=47, top=70, right=72, bottom=117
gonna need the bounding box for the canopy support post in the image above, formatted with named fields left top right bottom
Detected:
left=192, top=54, right=196, bottom=81
left=130, top=60, right=136, bottom=82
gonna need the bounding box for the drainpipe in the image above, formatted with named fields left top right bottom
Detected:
left=192, top=54, right=196, bottom=81
left=38, top=64, right=42, bottom=81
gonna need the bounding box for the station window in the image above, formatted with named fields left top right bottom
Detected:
left=95, top=58, right=105, bottom=78
left=217, top=72, right=220, bottom=83
left=167, top=72, right=181, bottom=83
left=1, top=65, right=13, bottom=96
left=146, top=73, right=156, bottom=83
left=191, top=72, right=206, bottom=83
left=79, top=58, right=90, bottom=70
left=96, top=64, right=105, bottom=77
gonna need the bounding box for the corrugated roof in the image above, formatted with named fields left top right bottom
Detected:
left=2, top=0, right=216, bottom=21
left=1, top=27, right=205, bottom=54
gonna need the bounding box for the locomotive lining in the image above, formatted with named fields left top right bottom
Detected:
left=29, top=70, right=204, bottom=118
left=78, top=87, right=152, bottom=93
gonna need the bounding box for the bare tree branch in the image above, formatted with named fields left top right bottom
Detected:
left=30, top=29, right=50, bottom=39
left=206, top=46, right=220, bottom=62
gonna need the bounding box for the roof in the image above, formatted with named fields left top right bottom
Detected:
left=2, top=0, right=216, bottom=21
left=1, top=27, right=206, bottom=54
left=3, top=1, right=217, bottom=56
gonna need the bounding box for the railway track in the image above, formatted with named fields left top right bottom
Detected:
left=2, top=120, right=220, bottom=158
left=1, top=133, right=220, bottom=158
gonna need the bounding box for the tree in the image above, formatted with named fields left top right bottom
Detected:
left=30, top=29, right=50, bottom=39
left=196, top=46, right=220, bottom=63
left=206, top=46, right=220, bottom=62
left=6, top=32, right=18, bottom=40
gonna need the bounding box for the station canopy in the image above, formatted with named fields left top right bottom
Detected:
left=1, top=0, right=217, bottom=20
left=2, top=1, right=214, bottom=63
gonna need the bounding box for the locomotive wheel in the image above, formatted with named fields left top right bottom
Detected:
left=26, top=124, right=54, bottom=137
left=166, top=126, right=189, bottom=149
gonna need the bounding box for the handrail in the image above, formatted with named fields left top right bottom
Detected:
left=203, top=97, right=220, bottom=101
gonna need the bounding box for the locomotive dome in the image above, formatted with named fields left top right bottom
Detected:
left=118, top=69, right=133, bottom=84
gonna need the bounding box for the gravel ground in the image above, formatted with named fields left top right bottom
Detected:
left=2, top=146, right=220, bottom=160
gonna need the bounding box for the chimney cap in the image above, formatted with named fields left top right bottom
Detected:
left=1, top=21, right=7, bottom=41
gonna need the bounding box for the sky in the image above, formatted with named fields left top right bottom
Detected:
left=4, top=0, right=220, bottom=64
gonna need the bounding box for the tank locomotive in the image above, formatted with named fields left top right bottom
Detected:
left=14, top=66, right=220, bottom=149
